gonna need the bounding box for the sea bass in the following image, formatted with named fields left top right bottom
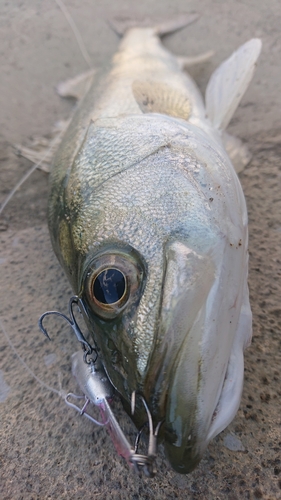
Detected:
left=47, top=16, right=261, bottom=473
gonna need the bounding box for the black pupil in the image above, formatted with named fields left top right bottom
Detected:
left=93, top=268, right=126, bottom=305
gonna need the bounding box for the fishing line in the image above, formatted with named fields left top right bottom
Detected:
left=0, top=155, right=47, bottom=216
left=0, top=317, right=66, bottom=398
left=0, top=0, right=91, bottom=217
left=0, top=0, right=98, bottom=418
left=54, top=0, right=92, bottom=69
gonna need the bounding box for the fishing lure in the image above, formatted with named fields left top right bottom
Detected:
left=39, top=297, right=161, bottom=477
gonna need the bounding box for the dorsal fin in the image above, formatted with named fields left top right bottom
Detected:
left=205, top=39, right=262, bottom=130
left=132, top=80, right=191, bottom=120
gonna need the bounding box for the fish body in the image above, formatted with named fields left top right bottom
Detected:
left=48, top=20, right=261, bottom=473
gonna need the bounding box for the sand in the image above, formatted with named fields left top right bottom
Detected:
left=0, top=1, right=280, bottom=499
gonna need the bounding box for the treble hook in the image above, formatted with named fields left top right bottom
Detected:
left=39, top=300, right=162, bottom=476
left=130, top=391, right=163, bottom=477
left=39, top=295, right=96, bottom=362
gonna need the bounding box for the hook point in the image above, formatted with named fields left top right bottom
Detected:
left=38, top=314, right=52, bottom=340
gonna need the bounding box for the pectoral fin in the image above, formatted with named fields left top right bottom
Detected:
left=222, top=131, right=252, bottom=173
left=109, top=13, right=199, bottom=37
left=56, top=68, right=96, bottom=100
left=13, top=120, right=70, bottom=173
left=205, top=38, right=262, bottom=130
left=177, top=50, right=214, bottom=69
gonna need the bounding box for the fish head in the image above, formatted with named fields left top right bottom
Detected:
left=78, top=236, right=249, bottom=473
left=76, top=234, right=250, bottom=473
left=50, top=116, right=251, bottom=473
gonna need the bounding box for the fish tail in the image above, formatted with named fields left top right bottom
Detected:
left=108, top=13, right=199, bottom=37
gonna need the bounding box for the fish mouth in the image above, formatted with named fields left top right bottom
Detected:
left=141, top=240, right=213, bottom=472
left=142, top=240, right=250, bottom=473
left=162, top=337, right=245, bottom=473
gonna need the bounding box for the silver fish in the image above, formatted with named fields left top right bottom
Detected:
left=47, top=15, right=261, bottom=473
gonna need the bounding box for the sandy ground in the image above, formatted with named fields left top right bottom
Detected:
left=0, top=1, right=281, bottom=499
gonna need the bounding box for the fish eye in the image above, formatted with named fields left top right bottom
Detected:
left=93, top=268, right=127, bottom=305
left=84, top=251, right=145, bottom=320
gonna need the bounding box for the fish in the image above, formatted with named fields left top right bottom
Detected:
left=45, top=14, right=261, bottom=473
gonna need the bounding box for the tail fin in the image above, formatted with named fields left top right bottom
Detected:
left=109, top=13, right=198, bottom=37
